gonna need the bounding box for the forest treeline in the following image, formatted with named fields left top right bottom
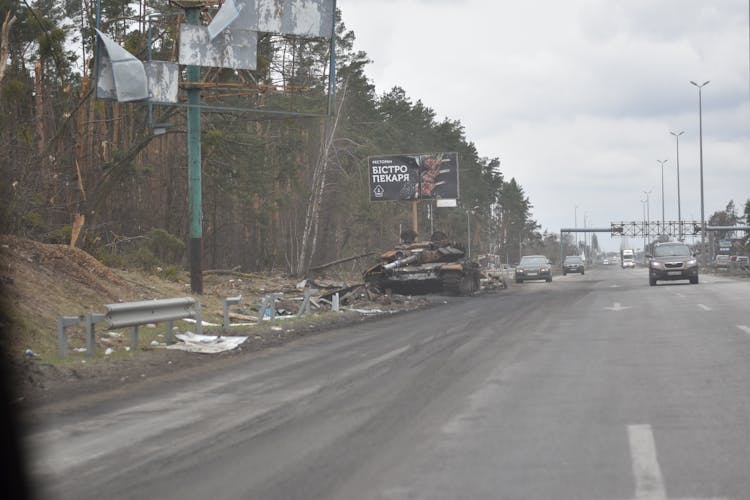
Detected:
left=0, top=0, right=560, bottom=277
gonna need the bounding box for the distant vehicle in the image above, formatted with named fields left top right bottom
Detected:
left=515, top=255, right=552, bottom=283
left=620, top=248, right=635, bottom=268
left=562, top=255, right=585, bottom=275
left=647, top=242, right=699, bottom=286
left=714, top=254, right=730, bottom=269
left=602, top=258, right=609, bottom=265
left=736, top=255, right=749, bottom=268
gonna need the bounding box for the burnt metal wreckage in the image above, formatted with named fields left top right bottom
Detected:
left=363, top=231, right=486, bottom=296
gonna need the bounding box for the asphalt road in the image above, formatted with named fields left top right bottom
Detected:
left=24, top=266, right=750, bottom=500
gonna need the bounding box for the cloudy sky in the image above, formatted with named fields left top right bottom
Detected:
left=341, top=0, right=750, bottom=251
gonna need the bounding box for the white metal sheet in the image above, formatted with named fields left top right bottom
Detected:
left=95, top=29, right=149, bottom=102
left=232, top=0, right=334, bottom=38
left=179, top=24, right=258, bottom=70
left=207, top=0, right=243, bottom=40
left=144, top=61, right=179, bottom=103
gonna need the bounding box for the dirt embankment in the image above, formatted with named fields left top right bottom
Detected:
left=0, top=236, right=429, bottom=410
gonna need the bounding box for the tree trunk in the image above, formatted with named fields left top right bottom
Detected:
left=0, top=12, right=16, bottom=84
left=295, top=80, right=348, bottom=276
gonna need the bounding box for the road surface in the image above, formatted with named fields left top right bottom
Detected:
left=25, top=266, right=750, bottom=499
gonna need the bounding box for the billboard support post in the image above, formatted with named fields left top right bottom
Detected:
left=186, top=5, right=203, bottom=294
left=412, top=201, right=418, bottom=234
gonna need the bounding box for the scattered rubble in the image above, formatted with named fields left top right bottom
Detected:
left=0, top=235, right=511, bottom=408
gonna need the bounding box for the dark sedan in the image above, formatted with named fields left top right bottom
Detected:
left=515, top=255, right=552, bottom=283
left=562, top=255, right=585, bottom=275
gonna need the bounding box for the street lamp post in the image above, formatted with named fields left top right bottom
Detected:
left=641, top=199, right=647, bottom=253
left=643, top=190, right=652, bottom=249
left=583, top=212, right=589, bottom=258
left=657, top=159, right=669, bottom=233
left=670, top=131, right=685, bottom=240
left=574, top=204, right=579, bottom=250
left=690, top=80, right=710, bottom=263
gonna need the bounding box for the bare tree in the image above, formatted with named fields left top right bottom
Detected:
left=295, top=79, right=348, bottom=276
left=0, top=11, right=16, bottom=84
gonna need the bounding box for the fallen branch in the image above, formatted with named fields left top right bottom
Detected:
left=309, top=252, right=376, bottom=272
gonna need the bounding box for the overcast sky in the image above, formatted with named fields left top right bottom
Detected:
left=341, top=0, right=750, bottom=252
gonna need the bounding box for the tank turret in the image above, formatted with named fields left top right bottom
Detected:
left=363, top=231, right=481, bottom=295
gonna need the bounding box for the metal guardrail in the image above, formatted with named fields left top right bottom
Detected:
left=57, top=297, right=202, bottom=357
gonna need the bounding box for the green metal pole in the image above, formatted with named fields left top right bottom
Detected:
left=186, top=6, right=203, bottom=294
left=327, top=0, right=337, bottom=115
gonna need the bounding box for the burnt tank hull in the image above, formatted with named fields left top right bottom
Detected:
left=363, top=233, right=481, bottom=296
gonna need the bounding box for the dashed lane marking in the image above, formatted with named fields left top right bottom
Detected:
left=605, top=302, right=632, bottom=311
left=627, top=424, right=730, bottom=500
left=697, top=304, right=712, bottom=311
left=629, top=424, right=667, bottom=499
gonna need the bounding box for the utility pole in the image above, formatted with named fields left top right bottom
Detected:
left=186, top=5, right=203, bottom=294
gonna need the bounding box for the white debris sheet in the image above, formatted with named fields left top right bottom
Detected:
left=164, top=332, right=248, bottom=353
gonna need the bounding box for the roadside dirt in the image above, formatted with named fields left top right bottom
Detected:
left=0, top=235, right=439, bottom=413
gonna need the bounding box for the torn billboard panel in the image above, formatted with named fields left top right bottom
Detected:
left=207, top=0, right=243, bottom=40
left=220, top=0, right=333, bottom=39
left=179, top=24, right=258, bottom=70
left=368, top=153, right=459, bottom=202
left=144, top=61, right=179, bottom=103
left=95, top=29, right=149, bottom=102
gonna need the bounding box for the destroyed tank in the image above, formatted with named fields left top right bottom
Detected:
left=363, top=230, right=482, bottom=295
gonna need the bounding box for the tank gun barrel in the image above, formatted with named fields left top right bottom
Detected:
left=384, top=253, right=419, bottom=270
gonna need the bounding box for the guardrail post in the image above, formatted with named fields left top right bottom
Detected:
left=195, top=301, right=203, bottom=336
left=298, top=288, right=319, bottom=317
left=57, top=317, right=67, bottom=358
left=130, top=325, right=139, bottom=351
left=56, top=315, right=84, bottom=358
left=223, top=295, right=242, bottom=330
left=332, top=292, right=339, bottom=312
left=166, top=320, right=174, bottom=344
left=85, top=313, right=105, bottom=356
left=86, top=313, right=95, bottom=356
left=257, top=293, right=282, bottom=321
left=258, top=296, right=268, bottom=321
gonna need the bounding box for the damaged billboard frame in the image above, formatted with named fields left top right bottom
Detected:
left=93, top=0, right=336, bottom=114
left=368, top=152, right=460, bottom=203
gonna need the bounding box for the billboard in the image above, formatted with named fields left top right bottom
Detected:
left=209, top=0, right=335, bottom=39
left=368, top=152, right=459, bottom=202
left=179, top=24, right=258, bottom=70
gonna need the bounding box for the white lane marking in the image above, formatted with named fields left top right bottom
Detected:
left=627, top=424, right=732, bottom=500
left=697, top=304, right=712, bottom=311
left=629, top=424, right=667, bottom=499
left=605, top=302, right=632, bottom=311
left=738, top=325, right=750, bottom=335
